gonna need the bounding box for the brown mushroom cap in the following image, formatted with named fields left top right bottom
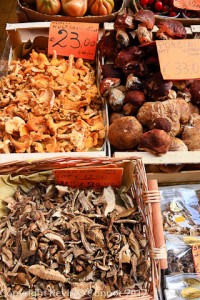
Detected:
left=153, top=117, right=172, bottom=133
left=124, top=90, right=145, bottom=107
left=108, top=116, right=143, bottom=150
left=134, top=10, right=155, bottom=31
left=156, top=19, right=186, bottom=38
left=182, top=113, right=200, bottom=151
left=145, top=73, right=173, bottom=101
left=189, top=80, right=200, bottom=105
left=114, top=12, right=135, bottom=30
left=138, top=129, right=171, bottom=155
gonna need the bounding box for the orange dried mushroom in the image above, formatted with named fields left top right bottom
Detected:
left=0, top=51, right=105, bottom=153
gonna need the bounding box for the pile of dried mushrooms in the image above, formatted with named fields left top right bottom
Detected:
left=0, top=183, right=151, bottom=299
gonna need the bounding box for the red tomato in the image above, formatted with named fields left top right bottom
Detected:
left=169, top=10, right=177, bottom=16
left=169, top=0, right=174, bottom=7
left=162, top=4, right=169, bottom=12
left=139, top=0, right=149, bottom=6
left=155, top=1, right=163, bottom=11
left=147, top=0, right=154, bottom=4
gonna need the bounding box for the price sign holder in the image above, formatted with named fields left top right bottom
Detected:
left=48, top=21, right=99, bottom=60
left=54, top=167, right=124, bottom=189
left=192, top=244, right=200, bottom=272
left=174, top=0, right=200, bottom=11
left=156, top=39, right=200, bottom=80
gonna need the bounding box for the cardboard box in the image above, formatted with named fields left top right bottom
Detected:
left=0, top=22, right=108, bottom=162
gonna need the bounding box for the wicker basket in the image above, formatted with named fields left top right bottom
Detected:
left=0, top=156, right=165, bottom=299
left=131, top=0, right=200, bottom=25
left=16, top=0, right=126, bottom=23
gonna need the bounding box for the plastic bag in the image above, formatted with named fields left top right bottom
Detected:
left=165, top=233, right=200, bottom=273
left=165, top=273, right=200, bottom=299
left=160, top=187, right=200, bottom=235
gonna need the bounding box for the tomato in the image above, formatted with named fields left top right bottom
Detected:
left=162, top=4, right=169, bottom=12
left=36, top=0, right=61, bottom=15
left=155, top=1, right=163, bottom=11
left=139, top=0, right=149, bottom=6
left=147, top=0, right=154, bottom=5
left=169, top=10, right=177, bottom=16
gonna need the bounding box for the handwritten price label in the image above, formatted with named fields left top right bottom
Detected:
left=192, top=244, right=200, bottom=273
left=174, top=0, right=200, bottom=10
left=54, top=168, right=124, bottom=188
left=156, top=39, right=200, bottom=80
left=48, top=21, right=99, bottom=60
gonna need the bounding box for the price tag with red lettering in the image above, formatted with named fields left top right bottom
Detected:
left=54, top=168, right=124, bottom=188
left=156, top=39, right=200, bottom=80
left=192, top=244, right=200, bottom=272
left=174, top=0, right=200, bottom=11
left=48, top=21, right=99, bottom=60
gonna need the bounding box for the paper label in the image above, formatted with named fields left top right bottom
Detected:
left=48, top=22, right=99, bottom=60
left=192, top=244, right=200, bottom=273
left=174, top=0, right=200, bottom=11
left=156, top=39, right=200, bottom=80
left=54, top=168, right=124, bottom=188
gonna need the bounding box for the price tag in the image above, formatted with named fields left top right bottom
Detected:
left=174, top=0, right=200, bottom=11
left=54, top=168, right=124, bottom=188
left=48, top=21, right=99, bottom=60
left=156, top=39, right=200, bottom=80
left=192, top=244, right=200, bottom=273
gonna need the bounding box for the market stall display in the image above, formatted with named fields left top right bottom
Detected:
left=98, top=8, right=200, bottom=173
left=0, top=157, right=162, bottom=299
left=0, top=50, right=105, bottom=153
left=0, top=22, right=108, bottom=158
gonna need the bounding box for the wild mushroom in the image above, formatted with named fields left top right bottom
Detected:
left=134, top=10, right=155, bottom=31
left=5, top=117, right=25, bottom=134
left=108, top=88, right=125, bottom=111
left=114, top=46, right=142, bottom=68
left=108, top=116, right=143, bottom=150
left=134, top=10, right=155, bottom=45
left=138, top=129, right=171, bottom=155
left=189, top=80, right=200, bottom=105
left=99, top=78, right=121, bottom=97
left=137, top=98, right=190, bottom=136
left=144, top=72, right=173, bottom=101
left=156, top=19, right=187, bottom=40
left=182, top=113, right=200, bottom=150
